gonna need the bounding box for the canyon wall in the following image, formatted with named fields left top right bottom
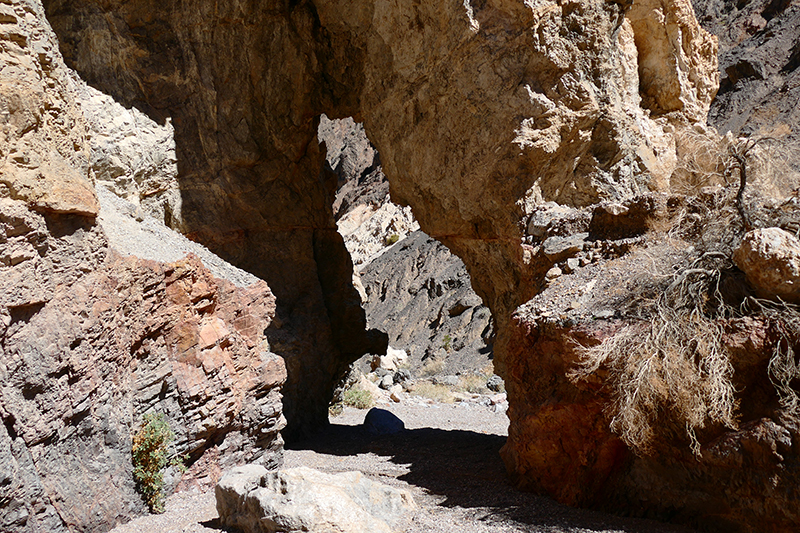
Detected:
left=43, top=0, right=387, bottom=441
left=1, top=2, right=286, bottom=531
left=6, top=0, right=798, bottom=531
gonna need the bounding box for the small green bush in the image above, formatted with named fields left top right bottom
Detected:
left=385, top=234, right=400, bottom=245
left=442, top=334, right=452, bottom=352
left=343, top=387, right=374, bottom=409
left=132, top=413, right=174, bottom=513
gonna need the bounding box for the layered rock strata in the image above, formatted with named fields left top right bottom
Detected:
left=32, top=0, right=800, bottom=530
left=43, top=0, right=387, bottom=441
left=1, top=3, right=286, bottom=531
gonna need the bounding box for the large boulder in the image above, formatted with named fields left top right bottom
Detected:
left=733, top=227, right=800, bottom=303
left=216, top=466, right=415, bottom=533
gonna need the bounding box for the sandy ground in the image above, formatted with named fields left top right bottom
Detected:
left=110, top=400, right=699, bottom=533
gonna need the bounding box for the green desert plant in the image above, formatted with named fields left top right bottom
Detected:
left=343, top=387, right=374, bottom=409
left=132, top=413, right=175, bottom=513
left=385, top=233, right=400, bottom=245
left=442, top=334, right=452, bottom=352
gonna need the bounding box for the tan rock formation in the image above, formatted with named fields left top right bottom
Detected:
left=43, top=0, right=387, bottom=439
left=733, top=227, right=800, bottom=303
left=1, top=3, right=287, bottom=531
left=0, top=0, right=97, bottom=216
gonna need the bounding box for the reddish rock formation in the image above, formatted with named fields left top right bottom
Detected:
left=10, top=0, right=799, bottom=531
left=1, top=4, right=286, bottom=531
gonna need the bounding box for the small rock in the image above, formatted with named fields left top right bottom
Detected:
left=486, top=375, right=504, bottom=392
left=733, top=227, right=800, bottom=303
left=433, top=375, right=459, bottom=387
left=564, top=257, right=580, bottom=273
left=393, top=368, right=412, bottom=384
left=546, top=266, right=562, bottom=280
left=542, top=233, right=588, bottom=262
left=489, top=393, right=507, bottom=405
left=379, top=375, right=394, bottom=390
left=389, top=384, right=403, bottom=403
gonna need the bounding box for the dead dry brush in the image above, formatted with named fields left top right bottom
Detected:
left=569, top=130, right=800, bottom=456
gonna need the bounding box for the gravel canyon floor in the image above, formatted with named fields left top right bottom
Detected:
left=110, top=401, right=699, bottom=533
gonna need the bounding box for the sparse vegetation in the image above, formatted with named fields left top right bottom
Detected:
left=442, top=334, right=452, bottom=352
left=420, top=357, right=445, bottom=376
left=569, top=132, right=800, bottom=456
left=343, top=387, right=374, bottom=409
left=457, top=374, right=490, bottom=394
left=132, top=413, right=175, bottom=513
left=385, top=233, right=400, bottom=245
left=411, top=381, right=455, bottom=403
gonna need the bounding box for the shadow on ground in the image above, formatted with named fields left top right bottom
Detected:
left=287, top=421, right=698, bottom=533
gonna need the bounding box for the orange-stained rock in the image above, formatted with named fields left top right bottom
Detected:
left=1, top=197, right=286, bottom=533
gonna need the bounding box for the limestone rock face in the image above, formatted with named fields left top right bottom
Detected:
left=216, top=465, right=415, bottom=533
left=0, top=0, right=97, bottom=216
left=733, top=227, right=800, bottom=303
left=43, top=0, right=387, bottom=440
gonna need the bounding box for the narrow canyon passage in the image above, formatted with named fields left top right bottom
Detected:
left=2, top=1, right=797, bottom=531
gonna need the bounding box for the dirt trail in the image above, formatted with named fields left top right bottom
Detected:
left=111, top=401, right=699, bottom=533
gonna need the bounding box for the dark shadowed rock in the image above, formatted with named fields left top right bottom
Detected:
left=364, top=408, right=405, bottom=435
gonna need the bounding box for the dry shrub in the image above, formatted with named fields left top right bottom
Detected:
left=411, top=381, right=454, bottom=403
left=420, top=357, right=445, bottom=376
left=670, top=127, right=732, bottom=194
left=572, top=129, right=800, bottom=454
left=457, top=374, right=489, bottom=394
left=571, top=251, right=739, bottom=455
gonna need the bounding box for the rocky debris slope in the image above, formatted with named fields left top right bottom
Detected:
left=359, top=231, right=493, bottom=375
left=1, top=3, right=287, bottom=532
left=216, top=465, right=415, bottom=533
left=694, top=0, right=800, bottom=163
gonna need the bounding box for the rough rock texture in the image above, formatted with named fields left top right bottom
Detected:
left=216, top=465, right=415, bottom=533
left=29, top=0, right=799, bottom=530
left=733, top=227, right=800, bottom=302
left=321, top=116, right=492, bottom=376
left=0, top=0, right=97, bottom=217
left=78, top=83, right=182, bottom=227
left=319, top=115, right=389, bottom=221
left=499, top=192, right=800, bottom=532
left=694, top=0, right=800, bottom=164
left=359, top=231, right=493, bottom=375
left=0, top=198, right=286, bottom=533
left=1, top=4, right=287, bottom=531
left=43, top=0, right=387, bottom=441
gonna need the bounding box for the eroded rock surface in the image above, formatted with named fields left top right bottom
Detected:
left=16, top=0, right=800, bottom=530
left=1, top=4, right=287, bottom=532
left=216, top=465, right=415, bottom=533
left=359, top=231, right=493, bottom=374
left=43, top=0, right=387, bottom=441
